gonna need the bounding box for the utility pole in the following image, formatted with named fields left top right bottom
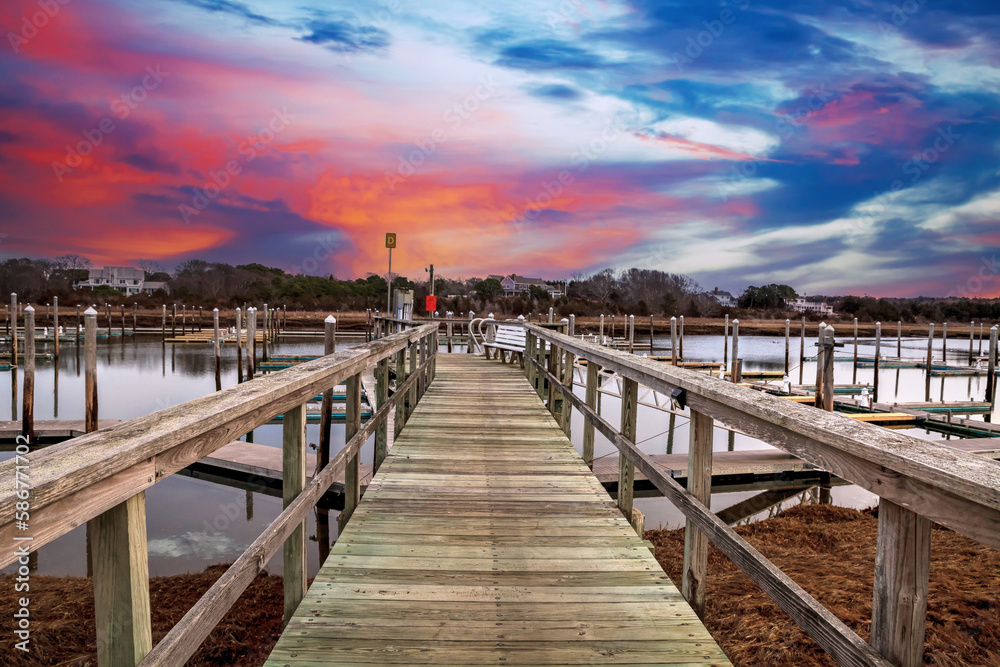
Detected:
left=386, top=233, right=396, bottom=318
left=428, top=264, right=434, bottom=296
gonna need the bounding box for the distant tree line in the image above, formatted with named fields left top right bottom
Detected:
left=0, top=256, right=996, bottom=321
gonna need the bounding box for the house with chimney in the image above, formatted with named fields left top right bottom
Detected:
left=492, top=274, right=563, bottom=298
left=74, top=266, right=169, bottom=296
left=705, top=287, right=736, bottom=308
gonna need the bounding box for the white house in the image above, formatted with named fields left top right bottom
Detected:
left=705, top=288, right=736, bottom=308
left=74, top=266, right=169, bottom=295
left=787, top=297, right=834, bottom=316
left=492, top=274, right=563, bottom=298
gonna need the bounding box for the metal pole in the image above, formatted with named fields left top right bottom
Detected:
left=387, top=247, right=392, bottom=317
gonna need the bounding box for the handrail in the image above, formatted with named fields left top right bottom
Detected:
left=523, top=323, right=1000, bottom=667
left=0, top=323, right=438, bottom=666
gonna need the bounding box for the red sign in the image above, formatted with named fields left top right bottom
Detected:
left=426, top=295, right=437, bottom=312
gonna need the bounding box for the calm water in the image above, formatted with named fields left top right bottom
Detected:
left=1, top=331, right=993, bottom=577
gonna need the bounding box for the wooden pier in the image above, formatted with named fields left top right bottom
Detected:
left=265, top=355, right=730, bottom=666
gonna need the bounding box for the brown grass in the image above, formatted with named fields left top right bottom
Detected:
left=646, top=504, right=1000, bottom=666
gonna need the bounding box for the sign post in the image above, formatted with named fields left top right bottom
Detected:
left=385, top=233, right=396, bottom=318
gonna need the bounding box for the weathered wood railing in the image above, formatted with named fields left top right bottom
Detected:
left=0, top=322, right=438, bottom=666
left=523, top=323, right=1000, bottom=667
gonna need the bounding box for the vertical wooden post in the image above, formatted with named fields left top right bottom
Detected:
left=525, top=332, right=535, bottom=387
left=181, top=305, right=186, bottom=335
left=731, top=319, right=740, bottom=382
left=986, top=325, right=997, bottom=411
left=85, top=308, right=98, bottom=433
left=969, top=321, right=975, bottom=365
left=212, top=309, right=221, bottom=390
left=897, top=320, right=902, bottom=358
left=679, top=315, right=684, bottom=361
left=375, top=354, right=389, bottom=472
left=394, top=348, right=406, bottom=439
left=161, top=305, right=166, bottom=341
left=418, top=335, right=428, bottom=398
left=53, top=296, right=59, bottom=359
left=583, top=360, right=599, bottom=469
left=318, top=316, right=336, bottom=472
left=21, top=306, right=34, bottom=440
left=822, top=325, right=835, bottom=411
left=627, top=314, right=634, bottom=354
left=407, top=340, right=417, bottom=422
left=247, top=308, right=256, bottom=380
left=561, top=346, right=573, bottom=438
left=547, top=343, right=559, bottom=415
left=120, top=305, right=125, bottom=337
left=871, top=499, right=931, bottom=667
left=941, top=321, right=947, bottom=361
left=467, top=311, right=474, bottom=355
left=282, top=402, right=307, bottom=626
left=447, top=312, right=454, bottom=353
left=341, top=373, right=362, bottom=528
left=723, top=314, right=729, bottom=365
left=548, top=307, right=554, bottom=324
left=925, top=324, right=934, bottom=403
left=76, top=305, right=81, bottom=342
left=874, top=322, right=882, bottom=403
left=670, top=317, right=678, bottom=365
left=682, top=410, right=713, bottom=619
left=171, top=304, right=176, bottom=338
left=815, top=322, right=827, bottom=409
left=784, top=318, right=790, bottom=374
left=235, top=308, right=243, bottom=382
left=618, top=377, right=638, bottom=530
left=599, top=314, right=605, bottom=342
left=853, top=318, right=859, bottom=384
left=262, top=303, right=269, bottom=362
left=132, top=303, right=137, bottom=333
left=799, top=316, right=806, bottom=384
left=86, top=301, right=151, bottom=665
left=10, top=293, right=17, bottom=368
left=568, top=314, right=576, bottom=336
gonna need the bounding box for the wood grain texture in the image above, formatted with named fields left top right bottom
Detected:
left=618, top=377, right=638, bottom=527
left=583, top=360, right=599, bottom=468
left=264, top=355, right=729, bottom=667
left=283, top=403, right=307, bottom=625
left=682, top=410, right=713, bottom=618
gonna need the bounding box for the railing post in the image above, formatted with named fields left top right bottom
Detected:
left=525, top=332, right=535, bottom=385
left=407, top=341, right=417, bottom=422
left=341, top=372, right=362, bottom=529
left=394, top=348, right=406, bottom=439
left=583, top=360, right=600, bottom=469
left=85, top=307, right=98, bottom=433
left=282, top=402, right=307, bottom=625
left=618, top=377, right=638, bottom=530
left=10, top=293, right=17, bottom=368
left=375, top=354, right=389, bottom=472
left=561, top=345, right=573, bottom=438
left=683, top=410, right=714, bottom=619
left=547, top=343, right=559, bottom=415
left=22, top=306, right=34, bottom=440
left=871, top=499, right=931, bottom=667
left=418, top=335, right=427, bottom=398
left=319, top=316, right=336, bottom=470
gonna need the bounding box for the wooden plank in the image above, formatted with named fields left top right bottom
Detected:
left=283, top=403, right=307, bottom=625
left=618, top=377, right=637, bottom=528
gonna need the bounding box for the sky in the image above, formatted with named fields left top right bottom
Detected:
left=1, top=0, right=999, bottom=297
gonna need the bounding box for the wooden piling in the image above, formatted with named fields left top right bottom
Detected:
left=731, top=319, right=740, bottom=382
left=569, top=314, right=576, bottom=336
left=618, top=377, right=638, bottom=531
left=213, top=308, right=221, bottom=389
left=723, top=314, right=729, bottom=364
left=815, top=322, right=827, bottom=409
left=821, top=325, right=834, bottom=411
left=853, top=318, right=859, bottom=385
left=897, top=321, right=902, bottom=358
left=261, top=304, right=269, bottom=362
left=649, top=314, right=654, bottom=350
left=21, top=306, right=34, bottom=440
left=548, top=307, right=554, bottom=324
left=133, top=303, right=137, bottom=333
left=248, top=308, right=257, bottom=380
left=986, top=326, right=997, bottom=412
left=599, top=314, right=605, bottom=342
left=10, top=293, right=17, bottom=368
left=799, top=316, right=806, bottom=384
left=342, top=373, right=362, bottom=529
left=446, top=312, right=454, bottom=353
left=53, top=296, right=59, bottom=359
left=679, top=315, right=684, bottom=360
left=874, top=322, right=882, bottom=403
left=171, top=304, right=177, bottom=338
left=925, top=324, right=934, bottom=403
left=85, top=308, right=98, bottom=433
left=670, top=317, right=678, bottom=365
left=784, top=319, right=790, bottom=374
left=610, top=314, right=615, bottom=340
left=282, top=402, right=307, bottom=626
left=120, top=304, right=125, bottom=337
left=628, top=314, right=634, bottom=354
left=942, top=322, right=947, bottom=361
left=969, top=321, right=975, bottom=364
left=161, top=305, right=166, bottom=340
left=682, top=410, right=713, bottom=619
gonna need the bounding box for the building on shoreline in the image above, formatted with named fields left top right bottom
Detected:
left=787, top=296, right=834, bottom=316
left=491, top=274, right=564, bottom=298
left=73, top=266, right=169, bottom=295
left=705, top=287, right=736, bottom=308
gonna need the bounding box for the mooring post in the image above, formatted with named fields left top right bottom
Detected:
left=568, top=314, right=575, bottom=336
left=247, top=307, right=256, bottom=380
left=925, top=324, right=935, bottom=403
left=133, top=302, right=137, bottom=333
left=897, top=320, right=902, bottom=358
left=610, top=314, right=615, bottom=340
left=822, top=325, right=835, bottom=411
left=120, top=304, right=125, bottom=338
left=682, top=409, right=713, bottom=619
left=548, top=307, right=554, bottom=324
left=679, top=315, right=684, bottom=360
left=814, top=322, right=827, bottom=409
left=979, top=322, right=984, bottom=356
left=76, top=304, right=81, bottom=343
left=619, top=377, right=638, bottom=532
left=181, top=304, right=186, bottom=335
left=85, top=307, right=98, bottom=432
left=171, top=304, right=176, bottom=338
left=52, top=296, right=59, bottom=359
left=627, top=314, right=634, bottom=354
left=731, top=319, right=740, bottom=382
left=799, top=316, right=806, bottom=384
left=784, top=318, right=790, bottom=374
left=213, top=308, right=221, bottom=389
left=318, top=318, right=336, bottom=473
left=583, top=359, right=600, bottom=470
left=261, top=304, right=269, bottom=362
left=21, top=306, right=34, bottom=440
left=599, top=314, right=605, bottom=342
left=871, top=499, right=931, bottom=667
left=235, top=308, right=243, bottom=382
left=282, top=400, right=307, bottom=626
left=969, top=321, right=975, bottom=365
left=161, top=305, right=166, bottom=341
left=874, top=322, right=882, bottom=403
left=670, top=316, right=678, bottom=365
left=10, top=293, right=17, bottom=368
left=446, top=311, right=454, bottom=352
left=942, top=321, right=947, bottom=362
left=649, top=314, right=654, bottom=350
left=723, top=314, right=729, bottom=365
left=986, top=326, right=997, bottom=413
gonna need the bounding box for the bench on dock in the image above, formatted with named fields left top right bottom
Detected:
left=482, top=323, right=527, bottom=364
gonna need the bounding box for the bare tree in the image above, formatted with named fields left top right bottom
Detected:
left=136, top=258, right=164, bottom=276
left=53, top=253, right=92, bottom=271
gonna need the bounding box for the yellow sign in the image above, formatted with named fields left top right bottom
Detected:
left=386, top=233, right=397, bottom=249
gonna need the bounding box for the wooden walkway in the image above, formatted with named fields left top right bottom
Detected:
left=265, top=355, right=730, bottom=666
